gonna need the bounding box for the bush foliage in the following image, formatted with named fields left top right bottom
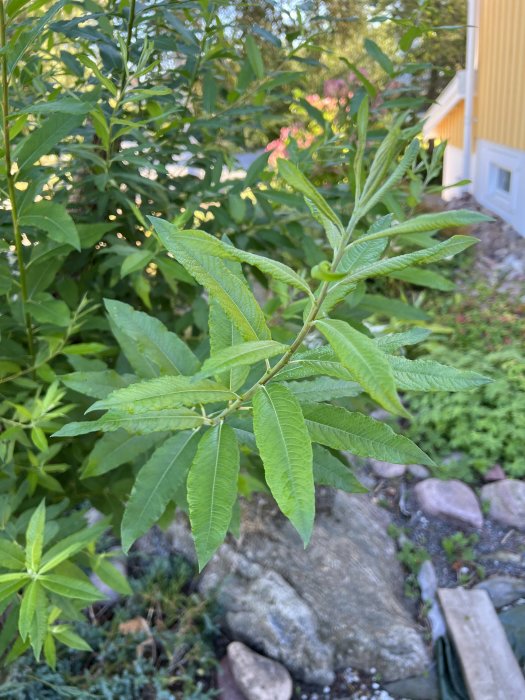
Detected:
left=0, top=0, right=488, bottom=669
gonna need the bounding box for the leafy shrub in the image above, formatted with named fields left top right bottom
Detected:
left=0, top=0, right=488, bottom=665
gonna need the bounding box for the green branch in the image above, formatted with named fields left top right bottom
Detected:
left=0, top=0, right=35, bottom=362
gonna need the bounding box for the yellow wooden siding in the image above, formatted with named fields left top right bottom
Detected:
left=477, top=0, right=525, bottom=150
left=435, top=102, right=465, bottom=148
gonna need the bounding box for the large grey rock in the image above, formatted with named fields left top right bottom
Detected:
left=227, top=641, right=292, bottom=700
left=414, top=478, right=483, bottom=529
left=200, top=546, right=334, bottom=685
left=199, top=492, right=429, bottom=684
left=475, top=575, right=525, bottom=608
left=480, top=479, right=525, bottom=530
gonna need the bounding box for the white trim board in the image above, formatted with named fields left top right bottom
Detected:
left=423, top=71, right=468, bottom=139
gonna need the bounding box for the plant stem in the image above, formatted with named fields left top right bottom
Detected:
left=119, top=0, right=136, bottom=96
left=0, top=0, right=35, bottom=362
left=211, top=210, right=362, bottom=425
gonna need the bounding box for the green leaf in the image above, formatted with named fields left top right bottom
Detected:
left=364, top=38, right=394, bottom=75
left=321, top=238, right=387, bottom=313
left=302, top=404, right=435, bottom=465
left=399, top=26, right=421, bottom=52
left=305, top=199, right=343, bottom=251
left=356, top=210, right=491, bottom=245
left=20, top=201, right=80, bottom=251
left=93, top=559, right=132, bottom=595
left=122, top=431, right=200, bottom=553
left=39, top=521, right=108, bottom=574
left=25, top=500, right=46, bottom=572
left=82, top=432, right=160, bottom=479
left=21, top=582, right=47, bottom=660
left=253, top=384, right=314, bottom=544
left=198, top=341, right=288, bottom=379
left=388, top=267, right=455, bottom=291
left=105, top=300, right=200, bottom=377
left=376, top=328, right=431, bottom=353
left=316, top=319, right=407, bottom=417
left=312, top=445, right=368, bottom=493
left=44, top=633, right=56, bottom=669
left=387, top=355, right=491, bottom=392
left=151, top=218, right=312, bottom=298
left=52, top=625, right=92, bottom=651
left=246, top=35, right=265, bottom=79
left=338, top=237, right=387, bottom=274
left=151, top=224, right=269, bottom=342
left=120, top=250, right=154, bottom=278
left=54, top=409, right=205, bottom=437
left=361, top=139, right=421, bottom=215
left=277, top=160, right=344, bottom=249
left=0, top=538, right=25, bottom=570
left=328, top=237, right=477, bottom=303
left=15, top=98, right=92, bottom=116
left=26, top=294, right=70, bottom=327
left=18, top=580, right=41, bottom=641
left=187, top=424, right=240, bottom=570
left=209, top=300, right=250, bottom=391
left=0, top=574, right=29, bottom=605
left=89, top=376, right=237, bottom=414
left=273, top=345, right=354, bottom=382
left=39, top=574, right=103, bottom=602
left=359, top=294, right=430, bottom=321
left=281, top=377, right=361, bottom=403
left=14, top=112, right=84, bottom=175
left=61, top=370, right=135, bottom=400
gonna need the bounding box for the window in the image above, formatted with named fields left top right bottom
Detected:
left=496, top=166, right=512, bottom=193
left=488, top=162, right=513, bottom=200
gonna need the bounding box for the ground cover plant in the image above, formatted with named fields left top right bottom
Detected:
left=406, top=283, right=525, bottom=478
left=0, top=0, right=491, bottom=674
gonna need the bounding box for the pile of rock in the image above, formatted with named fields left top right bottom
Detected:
left=166, top=491, right=430, bottom=688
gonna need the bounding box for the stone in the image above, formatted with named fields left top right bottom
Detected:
left=200, top=492, right=429, bottom=684
left=383, top=666, right=439, bottom=700
left=414, top=478, right=483, bottom=529
left=217, top=657, right=248, bottom=700
left=369, top=459, right=406, bottom=479
left=483, top=465, right=506, bottom=482
left=417, top=561, right=446, bottom=642
left=227, top=642, right=293, bottom=700
left=480, top=480, right=525, bottom=530
left=200, top=547, right=334, bottom=685
left=408, top=465, right=430, bottom=480
left=475, top=576, right=525, bottom=608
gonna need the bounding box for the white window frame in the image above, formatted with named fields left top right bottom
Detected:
left=482, top=143, right=520, bottom=214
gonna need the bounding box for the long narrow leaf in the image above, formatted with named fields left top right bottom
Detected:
left=187, top=424, right=240, bottom=570
left=253, top=384, right=314, bottom=544
left=122, top=431, right=201, bottom=553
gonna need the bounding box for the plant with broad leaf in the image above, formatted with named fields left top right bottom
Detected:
left=0, top=500, right=130, bottom=665
left=57, top=99, right=491, bottom=570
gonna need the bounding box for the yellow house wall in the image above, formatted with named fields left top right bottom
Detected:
left=435, top=102, right=465, bottom=148
left=476, top=0, right=525, bottom=150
